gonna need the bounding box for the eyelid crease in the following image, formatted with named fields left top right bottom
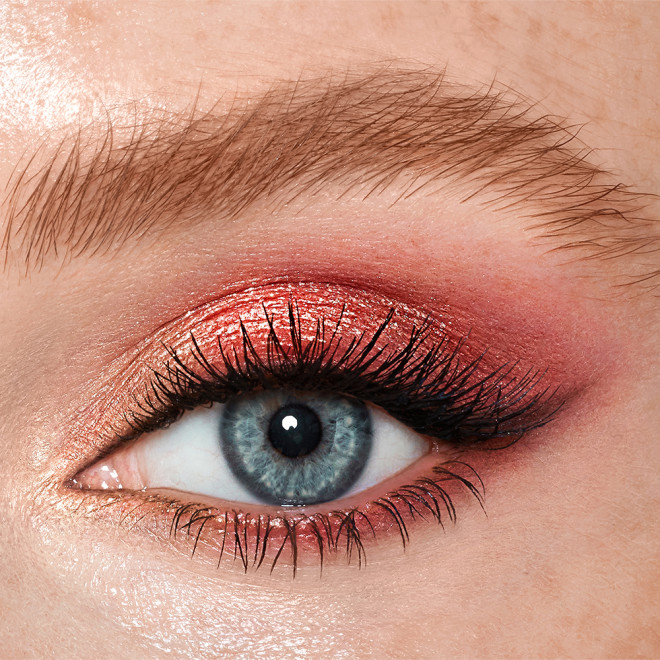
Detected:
left=2, top=66, right=657, bottom=287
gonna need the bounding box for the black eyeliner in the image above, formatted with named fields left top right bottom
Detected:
left=122, top=301, right=559, bottom=449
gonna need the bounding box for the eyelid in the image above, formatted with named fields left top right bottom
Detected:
left=52, top=279, right=600, bottom=575
left=66, top=454, right=486, bottom=575
left=66, top=281, right=560, bottom=476
left=67, top=291, right=555, bottom=510
left=53, top=276, right=611, bottom=498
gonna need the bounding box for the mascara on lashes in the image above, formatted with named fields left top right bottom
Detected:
left=66, top=288, right=559, bottom=574
left=119, top=301, right=557, bottom=447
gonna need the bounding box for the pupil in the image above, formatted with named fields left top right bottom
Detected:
left=268, top=403, right=322, bottom=458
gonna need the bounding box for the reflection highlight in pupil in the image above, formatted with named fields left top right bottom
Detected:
left=268, top=404, right=323, bottom=458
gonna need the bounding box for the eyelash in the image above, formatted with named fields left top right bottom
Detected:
left=164, top=462, right=487, bottom=576
left=84, top=301, right=559, bottom=575
left=122, top=303, right=555, bottom=444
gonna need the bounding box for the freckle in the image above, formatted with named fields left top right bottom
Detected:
left=527, top=16, right=542, bottom=40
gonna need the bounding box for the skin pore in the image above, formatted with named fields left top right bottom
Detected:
left=0, top=1, right=659, bottom=658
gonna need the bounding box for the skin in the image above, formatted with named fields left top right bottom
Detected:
left=0, top=1, right=659, bottom=658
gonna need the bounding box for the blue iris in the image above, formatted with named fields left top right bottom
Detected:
left=220, top=389, right=373, bottom=505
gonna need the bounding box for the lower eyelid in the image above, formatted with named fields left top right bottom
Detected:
left=66, top=453, right=485, bottom=575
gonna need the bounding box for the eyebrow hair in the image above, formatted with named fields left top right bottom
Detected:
left=2, top=68, right=658, bottom=285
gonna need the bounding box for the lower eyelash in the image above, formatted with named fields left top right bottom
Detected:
left=97, top=460, right=485, bottom=576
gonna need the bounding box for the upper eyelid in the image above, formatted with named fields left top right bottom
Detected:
left=47, top=277, right=606, bottom=510
left=62, top=278, right=599, bottom=453
left=103, top=298, right=558, bottom=456
left=0, top=66, right=657, bottom=287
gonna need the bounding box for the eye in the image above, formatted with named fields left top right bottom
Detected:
left=72, top=389, right=428, bottom=505
left=66, top=283, right=557, bottom=573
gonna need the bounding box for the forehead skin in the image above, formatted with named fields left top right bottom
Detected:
left=1, top=1, right=658, bottom=190
left=0, top=2, right=658, bottom=659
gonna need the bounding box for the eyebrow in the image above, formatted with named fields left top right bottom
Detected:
left=2, top=68, right=658, bottom=285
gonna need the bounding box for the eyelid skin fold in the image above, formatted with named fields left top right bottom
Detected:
left=70, top=456, right=486, bottom=576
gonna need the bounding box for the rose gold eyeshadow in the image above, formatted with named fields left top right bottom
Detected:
left=130, top=281, right=572, bottom=393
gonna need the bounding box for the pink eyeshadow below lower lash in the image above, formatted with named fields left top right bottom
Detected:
left=78, top=456, right=483, bottom=573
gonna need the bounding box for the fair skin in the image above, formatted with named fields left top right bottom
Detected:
left=0, top=1, right=658, bottom=658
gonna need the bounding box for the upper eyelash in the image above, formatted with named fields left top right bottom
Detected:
left=120, top=301, right=559, bottom=448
